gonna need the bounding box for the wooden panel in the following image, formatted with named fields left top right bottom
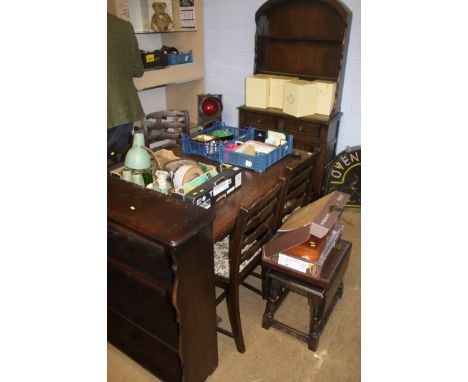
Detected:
left=256, top=40, right=342, bottom=80
left=257, top=0, right=347, bottom=39
left=108, top=308, right=182, bottom=382
left=170, top=228, right=219, bottom=381
left=108, top=264, right=179, bottom=349
left=108, top=222, right=173, bottom=289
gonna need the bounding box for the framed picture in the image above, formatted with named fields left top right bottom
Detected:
left=179, top=0, right=195, bottom=29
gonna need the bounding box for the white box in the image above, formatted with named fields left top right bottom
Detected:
left=245, top=74, right=271, bottom=109
left=313, top=80, right=337, bottom=115
left=282, top=80, right=318, bottom=118
left=268, top=75, right=298, bottom=109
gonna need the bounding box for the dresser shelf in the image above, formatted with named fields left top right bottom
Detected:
left=239, top=0, right=352, bottom=199
left=257, top=35, right=342, bottom=42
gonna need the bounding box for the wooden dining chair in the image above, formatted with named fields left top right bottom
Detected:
left=213, top=179, right=285, bottom=353
left=277, top=152, right=316, bottom=227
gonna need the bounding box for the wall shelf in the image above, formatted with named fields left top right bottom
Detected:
left=136, top=29, right=198, bottom=34
left=134, top=62, right=204, bottom=91
left=109, top=0, right=205, bottom=120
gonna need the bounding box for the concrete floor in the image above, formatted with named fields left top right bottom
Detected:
left=108, top=211, right=361, bottom=382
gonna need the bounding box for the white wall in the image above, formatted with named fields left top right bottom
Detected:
left=203, top=0, right=361, bottom=153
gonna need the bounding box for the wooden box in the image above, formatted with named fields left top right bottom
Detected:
left=283, top=80, right=318, bottom=118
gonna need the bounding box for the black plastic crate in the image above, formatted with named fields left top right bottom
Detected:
left=140, top=50, right=169, bottom=69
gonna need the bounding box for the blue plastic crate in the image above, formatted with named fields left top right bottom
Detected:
left=181, top=122, right=254, bottom=161
left=219, top=134, right=293, bottom=173
left=168, top=50, right=193, bottom=65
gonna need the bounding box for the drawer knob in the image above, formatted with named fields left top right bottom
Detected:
left=256, top=119, right=262, bottom=124
left=298, top=125, right=304, bottom=132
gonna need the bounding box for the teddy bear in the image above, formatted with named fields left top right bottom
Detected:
left=151, top=2, right=174, bottom=32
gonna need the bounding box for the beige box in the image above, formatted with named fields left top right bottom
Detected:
left=313, top=80, right=337, bottom=115
left=245, top=74, right=271, bottom=109
left=283, top=80, right=318, bottom=118
left=268, top=75, right=298, bottom=109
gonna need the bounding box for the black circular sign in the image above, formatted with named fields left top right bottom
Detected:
left=324, top=146, right=361, bottom=208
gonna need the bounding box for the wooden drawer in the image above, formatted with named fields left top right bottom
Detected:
left=242, top=111, right=277, bottom=130
left=108, top=264, right=179, bottom=349
left=283, top=120, right=321, bottom=142
left=108, top=223, right=174, bottom=290
left=108, top=308, right=182, bottom=382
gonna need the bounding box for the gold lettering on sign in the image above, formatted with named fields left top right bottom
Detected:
left=350, top=151, right=360, bottom=163
left=330, top=151, right=361, bottom=180
left=341, top=155, right=350, bottom=166
left=334, top=162, right=345, bottom=171
left=331, top=170, right=342, bottom=179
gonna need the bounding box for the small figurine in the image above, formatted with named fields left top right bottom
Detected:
left=151, top=2, right=174, bottom=32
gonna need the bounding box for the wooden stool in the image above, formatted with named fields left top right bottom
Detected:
left=262, top=240, right=352, bottom=351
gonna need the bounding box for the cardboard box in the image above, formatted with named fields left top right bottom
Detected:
left=264, top=223, right=343, bottom=279
left=172, top=166, right=243, bottom=209
left=245, top=74, right=271, bottom=109
left=282, top=80, right=318, bottom=118
left=262, top=191, right=350, bottom=279
left=313, top=80, right=337, bottom=115
left=268, top=75, right=298, bottom=109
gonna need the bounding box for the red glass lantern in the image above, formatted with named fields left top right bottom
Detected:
left=201, top=97, right=220, bottom=116
left=198, top=94, right=223, bottom=129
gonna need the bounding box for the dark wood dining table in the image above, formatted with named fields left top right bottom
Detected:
left=107, top=145, right=316, bottom=382
left=170, top=146, right=316, bottom=242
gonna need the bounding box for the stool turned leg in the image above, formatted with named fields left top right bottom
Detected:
left=262, top=277, right=281, bottom=329
left=308, top=298, right=320, bottom=351
left=261, top=265, right=268, bottom=300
